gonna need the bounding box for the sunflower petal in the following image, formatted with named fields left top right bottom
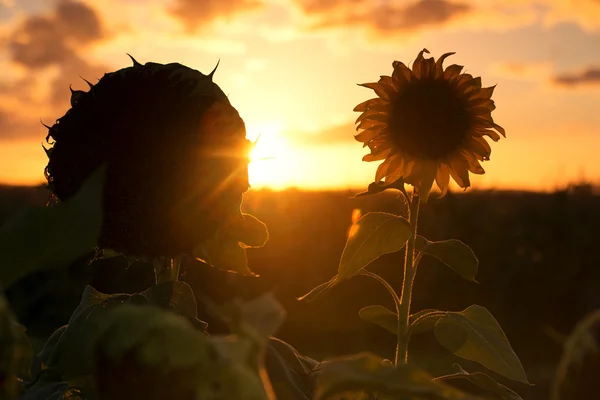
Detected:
left=470, top=85, right=496, bottom=100
left=392, top=61, right=412, bottom=87
left=355, top=107, right=388, bottom=124
left=461, top=150, right=485, bottom=174
left=356, top=119, right=386, bottom=131
left=448, top=153, right=471, bottom=189
left=375, top=155, right=397, bottom=182
left=384, top=156, right=406, bottom=183
left=435, top=163, right=451, bottom=197
left=466, top=136, right=491, bottom=160
left=493, top=123, right=506, bottom=137
left=409, top=159, right=437, bottom=203
left=444, top=64, right=463, bottom=80
left=467, top=97, right=496, bottom=112
left=412, top=48, right=430, bottom=78
left=363, top=148, right=391, bottom=162
left=434, top=52, right=455, bottom=79
left=353, top=98, right=386, bottom=112
left=379, top=75, right=394, bottom=87
left=354, top=129, right=380, bottom=143
left=454, top=73, right=474, bottom=87
left=473, top=127, right=501, bottom=142
left=358, top=82, right=389, bottom=100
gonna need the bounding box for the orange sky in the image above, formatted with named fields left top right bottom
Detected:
left=0, top=0, right=599, bottom=191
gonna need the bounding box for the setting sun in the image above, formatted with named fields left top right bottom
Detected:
left=247, top=123, right=293, bottom=190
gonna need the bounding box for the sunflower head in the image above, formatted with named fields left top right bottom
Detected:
left=45, top=56, right=253, bottom=258
left=354, top=48, right=505, bottom=202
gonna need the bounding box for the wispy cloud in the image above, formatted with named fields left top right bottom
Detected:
left=169, top=0, right=263, bottom=32
left=0, top=0, right=109, bottom=139
left=552, top=67, right=600, bottom=88
left=294, top=0, right=473, bottom=35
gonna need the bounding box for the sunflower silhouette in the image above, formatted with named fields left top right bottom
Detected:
left=354, top=49, right=505, bottom=201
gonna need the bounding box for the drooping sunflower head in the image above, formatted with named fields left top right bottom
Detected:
left=354, top=49, right=505, bottom=202
left=45, top=56, right=253, bottom=258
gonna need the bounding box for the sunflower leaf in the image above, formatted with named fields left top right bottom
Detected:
left=297, top=277, right=337, bottom=303
left=441, top=364, right=523, bottom=400
left=194, top=235, right=255, bottom=276
left=434, top=305, right=529, bottom=383
left=338, top=212, right=412, bottom=281
left=312, top=352, right=482, bottom=400
left=359, top=305, right=397, bottom=335
left=0, top=166, right=105, bottom=289
left=415, top=235, right=479, bottom=282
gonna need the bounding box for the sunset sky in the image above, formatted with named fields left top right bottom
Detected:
left=0, top=0, right=599, bottom=191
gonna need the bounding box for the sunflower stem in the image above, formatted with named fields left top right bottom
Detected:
left=395, top=193, right=420, bottom=366
left=154, top=256, right=181, bottom=283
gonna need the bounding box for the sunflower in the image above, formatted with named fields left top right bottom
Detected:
left=354, top=49, right=505, bottom=202
left=45, top=56, right=254, bottom=258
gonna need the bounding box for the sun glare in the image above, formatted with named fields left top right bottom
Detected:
left=247, top=123, right=293, bottom=190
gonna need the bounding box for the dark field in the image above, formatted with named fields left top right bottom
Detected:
left=2, top=184, right=600, bottom=399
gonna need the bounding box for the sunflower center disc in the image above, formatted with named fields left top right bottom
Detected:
left=388, top=80, right=470, bottom=159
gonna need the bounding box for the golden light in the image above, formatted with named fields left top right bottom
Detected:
left=246, top=123, right=294, bottom=190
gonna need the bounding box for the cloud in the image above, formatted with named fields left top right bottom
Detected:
left=0, top=1, right=110, bottom=139
left=7, top=0, right=105, bottom=68
left=489, top=62, right=553, bottom=82
left=552, top=67, right=600, bottom=87
left=0, top=109, right=40, bottom=140
left=169, top=0, right=263, bottom=32
left=296, top=0, right=472, bottom=35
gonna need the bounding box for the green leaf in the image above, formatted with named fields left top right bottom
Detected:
left=96, top=304, right=211, bottom=370
left=409, top=309, right=444, bottom=334
left=359, top=305, right=397, bottom=335
left=313, top=352, right=483, bottom=400
left=44, top=286, right=130, bottom=379
left=359, top=306, right=446, bottom=336
left=215, top=292, right=286, bottom=341
left=96, top=298, right=280, bottom=400
left=234, top=213, right=269, bottom=248
left=194, top=234, right=254, bottom=275
left=0, top=292, right=33, bottom=399
left=338, top=212, right=412, bottom=281
left=434, top=305, right=529, bottom=383
left=141, top=281, right=199, bottom=321
left=445, top=364, right=523, bottom=400
left=43, top=282, right=207, bottom=379
left=297, top=277, right=337, bottom=302
left=415, top=235, right=479, bottom=282
left=0, top=166, right=105, bottom=288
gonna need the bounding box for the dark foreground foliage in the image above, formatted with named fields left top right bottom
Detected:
left=2, top=185, right=600, bottom=399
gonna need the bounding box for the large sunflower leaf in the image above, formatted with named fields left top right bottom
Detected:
left=434, top=305, right=529, bottom=383
left=44, top=282, right=205, bottom=379
left=445, top=364, right=523, bottom=400
left=338, top=212, right=411, bottom=281
left=194, top=234, right=254, bottom=276
left=313, top=352, right=483, bottom=400
left=359, top=306, right=444, bottom=336
left=415, top=235, right=479, bottom=282
left=0, top=166, right=105, bottom=288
